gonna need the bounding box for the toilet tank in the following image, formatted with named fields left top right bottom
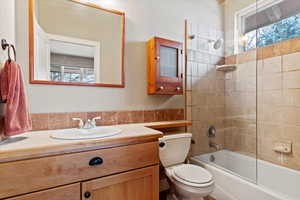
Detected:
left=159, top=133, right=192, bottom=167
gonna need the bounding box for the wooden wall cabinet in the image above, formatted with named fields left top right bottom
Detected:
left=147, top=37, right=183, bottom=95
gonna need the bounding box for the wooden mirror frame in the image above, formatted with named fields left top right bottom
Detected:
left=28, top=0, right=125, bottom=87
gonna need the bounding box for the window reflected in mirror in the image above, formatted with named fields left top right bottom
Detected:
left=48, top=39, right=98, bottom=83
left=30, top=0, right=125, bottom=87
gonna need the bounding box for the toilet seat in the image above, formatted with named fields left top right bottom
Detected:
left=168, top=164, right=214, bottom=188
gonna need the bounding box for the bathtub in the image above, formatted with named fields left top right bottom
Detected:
left=190, top=150, right=300, bottom=200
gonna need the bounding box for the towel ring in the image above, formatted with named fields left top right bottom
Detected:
left=8, top=45, right=16, bottom=62
left=1, top=39, right=16, bottom=62
left=1, top=39, right=9, bottom=50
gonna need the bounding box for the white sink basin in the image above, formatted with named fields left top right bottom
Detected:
left=50, top=127, right=122, bottom=140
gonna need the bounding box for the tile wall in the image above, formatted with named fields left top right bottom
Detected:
left=187, top=21, right=300, bottom=171
left=258, top=51, right=300, bottom=171
left=186, top=21, right=226, bottom=156
left=224, top=38, right=300, bottom=171
left=224, top=50, right=257, bottom=156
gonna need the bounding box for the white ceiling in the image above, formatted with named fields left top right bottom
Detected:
left=50, top=40, right=95, bottom=58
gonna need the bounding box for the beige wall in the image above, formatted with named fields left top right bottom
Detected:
left=0, top=0, right=15, bottom=65
left=15, top=0, right=223, bottom=113
left=36, top=0, right=123, bottom=84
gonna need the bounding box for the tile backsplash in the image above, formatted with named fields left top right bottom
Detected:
left=31, top=109, right=184, bottom=131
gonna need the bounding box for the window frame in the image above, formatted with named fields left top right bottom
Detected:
left=234, top=0, right=284, bottom=54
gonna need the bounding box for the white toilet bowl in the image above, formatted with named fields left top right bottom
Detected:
left=165, top=164, right=214, bottom=200
left=159, top=134, right=214, bottom=200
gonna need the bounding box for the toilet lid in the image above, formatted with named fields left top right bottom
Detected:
left=173, top=164, right=213, bottom=184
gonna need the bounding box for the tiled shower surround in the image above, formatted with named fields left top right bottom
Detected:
left=224, top=37, right=300, bottom=171
left=225, top=38, right=300, bottom=171
left=30, top=108, right=184, bottom=131
left=187, top=22, right=300, bottom=171
left=186, top=22, right=226, bottom=156
left=224, top=51, right=257, bottom=157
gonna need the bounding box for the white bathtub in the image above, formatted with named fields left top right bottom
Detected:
left=190, top=150, right=300, bottom=200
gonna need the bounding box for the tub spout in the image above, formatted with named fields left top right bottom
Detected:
left=209, top=141, right=220, bottom=151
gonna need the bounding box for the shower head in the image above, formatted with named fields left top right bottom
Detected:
left=213, top=38, right=223, bottom=50
left=188, top=35, right=223, bottom=49
left=189, top=35, right=196, bottom=40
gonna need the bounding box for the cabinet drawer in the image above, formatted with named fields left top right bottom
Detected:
left=6, top=184, right=80, bottom=200
left=0, top=142, right=158, bottom=199
left=82, top=165, right=159, bottom=200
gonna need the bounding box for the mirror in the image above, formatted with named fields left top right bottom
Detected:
left=29, top=0, right=125, bottom=87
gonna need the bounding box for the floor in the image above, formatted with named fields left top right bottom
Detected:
left=159, top=191, right=216, bottom=200
left=159, top=190, right=169, bottom=200
left=204, top=196, right=216, bottom=200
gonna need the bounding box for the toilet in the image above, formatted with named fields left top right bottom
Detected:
left=159, top=133, right=214, bottom=200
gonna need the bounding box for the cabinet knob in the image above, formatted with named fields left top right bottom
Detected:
left=159, top=142, right=166, bottom=148
left=84, top=191, right=91, bottom=198
left=89, top=157, right=103, bottom=166
left=176, top=87, right=181, bottom=91
left=158, top=86, right=164, bottom=90
left=155, top=56, right=160, bottom=60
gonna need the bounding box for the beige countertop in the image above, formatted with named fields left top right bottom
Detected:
left=0, top=120, right=191, bottom=163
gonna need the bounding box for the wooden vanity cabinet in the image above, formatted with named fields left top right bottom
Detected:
left=7, top=166, right=159, bottom=200
left=82, top=165, right=159, bottom=200
left=6, top=184, right=81, bottom=200
left=1, top=142, right=159, bottom=200
left=147, top=37, right=183, bottom=95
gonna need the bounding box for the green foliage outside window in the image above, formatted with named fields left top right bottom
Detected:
left=245, top=13, right=300, bottom=51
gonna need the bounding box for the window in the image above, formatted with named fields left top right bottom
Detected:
left=50, top=66, right=95, bottom=83
left=235, top=0, right=300, bottom=53
left=50, top=71, right=61, bottom=81
left=47, top=34, right=100, bottom=83
left=245, top=13, right=300, bottom=51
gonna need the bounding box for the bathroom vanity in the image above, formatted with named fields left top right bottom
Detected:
left=0, top=124, right=166, bottom=200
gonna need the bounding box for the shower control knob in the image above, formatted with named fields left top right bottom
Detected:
left=158, top=86, right=164, bottom=90
left=208, top=125, right=216, bottom=138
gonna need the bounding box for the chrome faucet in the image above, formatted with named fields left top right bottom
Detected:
left=72, top=116, right=101, bottom=129
left=209, top=141, right=220, bottom=151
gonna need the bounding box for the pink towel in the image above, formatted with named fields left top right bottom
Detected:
left=0, top=60, right=32, bottom=136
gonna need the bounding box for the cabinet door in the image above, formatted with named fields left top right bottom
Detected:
left=82, top=165, right=159, bottom=200
left=156, top=37, right=183, bottom=93
left=6, top=184, right=80, bottom=200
